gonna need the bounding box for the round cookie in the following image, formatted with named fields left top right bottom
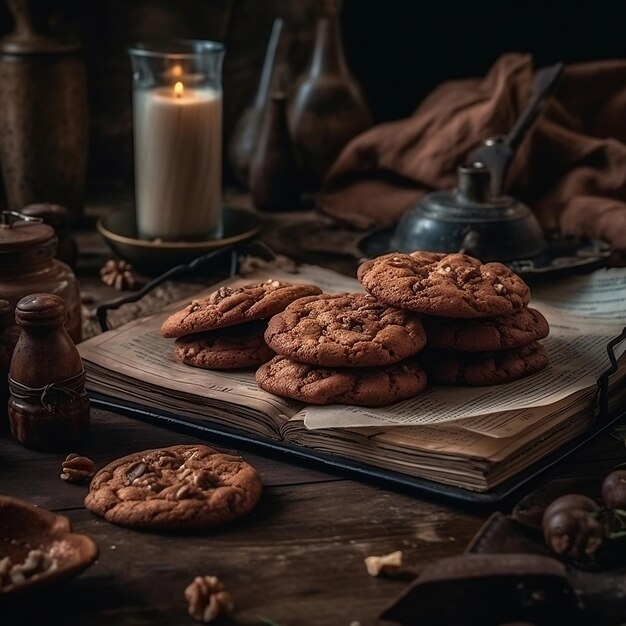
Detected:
left=264, top=293, right=427, bottom=367
left=423, top=342, right=548, bottom=386
left=423, top=307, right=549, bottom=352
left=175, top=321, right=275, bottom=369
left=357, top=252, right=530, bottom=318
left=161, top=280, right=322, bottom=338
left=84, top=445, right=262, bottom=530
left=256, top=355, right=428, bottom=406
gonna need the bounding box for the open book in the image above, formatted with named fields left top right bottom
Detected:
left=79, top=263, right=626, bottom=499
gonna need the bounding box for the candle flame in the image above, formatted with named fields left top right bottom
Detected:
left=174, top=81, right=184, bottom=98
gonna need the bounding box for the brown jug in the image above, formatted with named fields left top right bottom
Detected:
left=0, top=0, right=88, bottom=220
left=0, top=211, right=82, bottom=342
left=249, top=93, right=301, bottom=212
left=8, top=293, right=89, bottom=450
left=289, top=0, right=372, bottom=193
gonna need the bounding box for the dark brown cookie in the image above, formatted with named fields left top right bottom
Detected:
left=84, top=445, right=262, bottom=530
left=161, top=280, right=322, bottom=338
left=264, top=293, right=427, bottom=367
left=174, top=321, right=275, bottom=369
left=256, top=356, right=428, bottom=406
left=423, top=307, right=549, bottom=352
left=423, top=342, right=548, bottom=386
left=357, top=252, right=530, bottom=318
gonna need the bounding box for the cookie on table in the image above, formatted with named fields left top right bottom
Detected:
left=423, top=307, right=549, bottom=352
left=174, top=321, right=275, bottom=370
left=161, top=280, right=322, bottom=338
left=264, top=293, right=427, bottom=367
left=256, top=355, right=428, bottom=406
left=84, top=445, right=262, bottom=531
left=357, top=252, right=530, bottom=318
left=423, top=342, right=548, bottom=386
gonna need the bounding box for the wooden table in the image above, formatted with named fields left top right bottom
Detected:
left=2, top=213, right=626, bottom=625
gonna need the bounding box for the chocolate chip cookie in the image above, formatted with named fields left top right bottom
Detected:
left=161, top=280, right=322, bottom=338
left=84, top=445, right=262, bottom=530
left=256, top=356, right=428, bottom=406
left=423, top=342, right=548, bottom=386
left=175, top=321, right=275, bottom=369
left=357, top=252, right=530, bottom=318
left=423, top=307, right=549, bottom=352
left=264, top=293, right=427, bottom=367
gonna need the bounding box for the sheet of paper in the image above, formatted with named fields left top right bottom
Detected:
left=303, top=267, right=626, bottom=430
left=531, top=268, right=626, bottom=320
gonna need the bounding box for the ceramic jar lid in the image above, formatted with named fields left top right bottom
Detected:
left=0, top=211, right=57, bottom=263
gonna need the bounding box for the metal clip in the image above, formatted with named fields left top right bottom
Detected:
left=0, top=210, right=44, bottom=229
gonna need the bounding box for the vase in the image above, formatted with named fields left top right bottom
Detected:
left=0, top=0, right=88, bottom=222
left=289, top=0, right=373, bottom=193
left=249, top=92, right=301, bottom=212
left=228, top=18, right=285, bottom=189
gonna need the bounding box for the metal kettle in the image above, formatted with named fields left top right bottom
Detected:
left=391, top=162, right=546, bottom=262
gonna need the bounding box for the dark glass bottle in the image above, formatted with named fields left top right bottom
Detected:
left=250, top=92, right=301, bottom=212
left=289, top=0, right=372, bottom=192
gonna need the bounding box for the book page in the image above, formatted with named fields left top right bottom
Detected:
left=81, top=262, right=626, bottom=433
left=531, top=268, right=626, bottom=319
left=79, top=265, right=361, bottom=435
left=303, top=267, right=626, bottom=430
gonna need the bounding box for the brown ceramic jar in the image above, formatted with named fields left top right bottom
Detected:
left=0, top=212, right=81, bottom=342
left=0, top=299, right=20, bottom=432
left=8, top=293, right=89, bottom=450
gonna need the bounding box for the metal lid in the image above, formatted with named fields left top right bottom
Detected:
left=0, top=211, right=57, bottom=261
left=391, top=165, right=547, bottom=262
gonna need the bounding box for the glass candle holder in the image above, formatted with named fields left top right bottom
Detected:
left=129, top=41, right=225, bottom=241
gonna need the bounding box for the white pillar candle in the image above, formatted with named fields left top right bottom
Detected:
left=133, top=81, right=223, bottom=240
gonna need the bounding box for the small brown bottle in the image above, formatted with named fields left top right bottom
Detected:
left=8, top=293, right=89, bottom=450
left=250, top=92, right=301, bottom=212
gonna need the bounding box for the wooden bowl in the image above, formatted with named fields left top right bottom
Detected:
left=0, top=495, right=98, bottom=601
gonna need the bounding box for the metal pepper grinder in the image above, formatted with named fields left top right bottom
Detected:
left=8, top=293, right=89, bottom=450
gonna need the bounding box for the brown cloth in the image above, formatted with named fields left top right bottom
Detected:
left=320, top=53, right=626, bottom=251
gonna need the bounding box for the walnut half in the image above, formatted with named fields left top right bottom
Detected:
left=60, top=453, right=96, bottom=483
left=184, top=575, right=234, bottom=623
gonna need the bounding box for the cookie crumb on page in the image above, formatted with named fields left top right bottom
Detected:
left=364, top=550, right=403, bottom=577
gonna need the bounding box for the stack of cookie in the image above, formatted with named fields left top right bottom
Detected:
left=256, top=293, right=429, bottom=406
left=160, top=280, right=322, bottom=369
left=357, top=252, right=549, bottom=386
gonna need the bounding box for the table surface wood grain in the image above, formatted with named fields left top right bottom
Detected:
left=2, top=211, right=626, bottom=626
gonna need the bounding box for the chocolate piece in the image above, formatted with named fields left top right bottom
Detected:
left=381, top=553, right=582, bottom=625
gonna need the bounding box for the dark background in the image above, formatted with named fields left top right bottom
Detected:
left=1, top=0, right=626, bottom=190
